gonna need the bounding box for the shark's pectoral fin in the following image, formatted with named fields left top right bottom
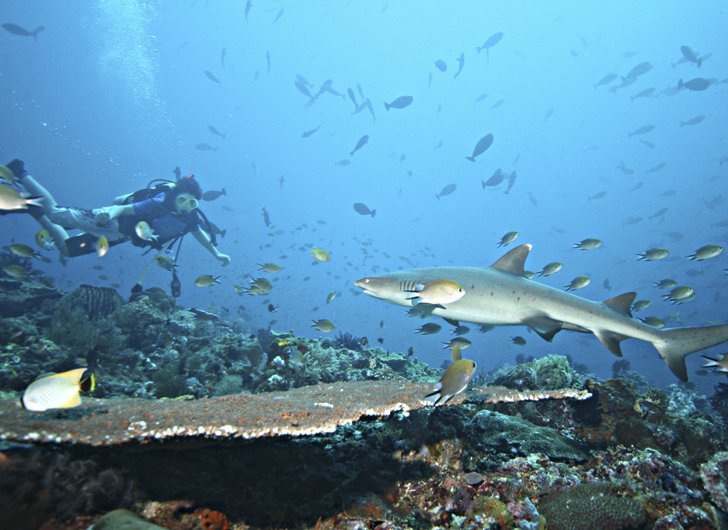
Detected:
left=594, top=329, right=631, bottom=356
left=524, top=316, right=563, bottom=342
left=490, top=243, right=532, bottom=276
left=603, top=292, right=637, bottom=317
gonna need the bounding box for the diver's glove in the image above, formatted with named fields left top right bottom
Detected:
left=6, top=159, right=27, bottom=180
left=216, top=253, right=231, bottom=266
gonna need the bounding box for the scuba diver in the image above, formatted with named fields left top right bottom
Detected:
left=2, top=159, right=231, bottom=265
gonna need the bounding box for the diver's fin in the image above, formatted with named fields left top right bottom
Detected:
left=490, top=244, right=532, bottom=276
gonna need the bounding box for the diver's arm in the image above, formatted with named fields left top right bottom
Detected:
left=192, top=228, right=231, bottom=265
left=94, top=203, right=135, bottom=224
left=113, top=193, right=133, bottom=205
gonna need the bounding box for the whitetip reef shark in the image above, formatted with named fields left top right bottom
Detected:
left=354, top=244, right=728, bottom=381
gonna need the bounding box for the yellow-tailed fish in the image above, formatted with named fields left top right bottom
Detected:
left=96, top=235, right=109, bottom=257
left=702, top=353, right=728, bottom=374
left=425, top=346, right=476, bottom=406
left=326, top=291, right=338, bottom=304
left=9, top=243, right=39, bottom=259
left=135, top=220, right=159, bottom=242
left=195, top=275, right=221, bottom=287
left=244, top=277, right=272, bottom=295
left=311, top=319, right=335, bottom=332
left=35, top=228, right=55, bottom=250
left=0, top=183, right=43, bottom=211
left=537, top=262, right=563, bottom=277
left=0, top=163, right=16, bottom=183
left=688, top=244, right=723, bottom=261
left=442, top=337, right=471, bottom=350
left=3, top=264, right=28, bottom=278
left=311, top=247, right=331, bottom=262
left=497, top=231, right=519, bottom=247
left=155, top=254, right=177, bottom=272
left=406, top=279, right=465, bottom=305
left=564, top=276, right=590, bottom=291
left=641, top=316, right=665, bottom=328
left=573, top=238, right=602, bottom=250
left=257, top=262, right=281, bottom=273
left=21, top=368, right=95, bottom=412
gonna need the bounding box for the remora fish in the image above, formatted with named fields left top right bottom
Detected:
left=354, top=244, right=728, bottom=382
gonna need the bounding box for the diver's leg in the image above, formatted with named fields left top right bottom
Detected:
left=17, top=173, right=59, bottom=212
left=34, top=214, right=70, bottom=256
left=15, top=174, right=71, bottom=255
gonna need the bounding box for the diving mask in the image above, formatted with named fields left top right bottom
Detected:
left=175, top=193, right=199, bottom=214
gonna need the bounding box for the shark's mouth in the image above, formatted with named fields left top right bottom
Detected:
left=354, top=278, right=378, bottom=297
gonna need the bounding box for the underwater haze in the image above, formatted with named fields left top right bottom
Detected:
left=2, top=0, right=727, bottom=393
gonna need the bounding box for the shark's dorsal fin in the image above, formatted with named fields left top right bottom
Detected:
left=490, top=243, right=532, bottom=276
left=603, top=292, right=637, bottom=317
left=451, top=345, right=462, bottom=362
left=443, top=317, right=460, bottom=327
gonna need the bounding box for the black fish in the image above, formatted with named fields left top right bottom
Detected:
left=505, top=171, right=518, bottom=194
left=294, top=79, right=313, bottom=99
left=680, top=115, right=705, bottom=126
left=272, top=8, right=284, bottom=24
left=202, top=189, right=226, bottom=201
left=477, top=32, right=503, bottom=62
left=350, top=135, right=369, bottom=156
left=453, top=53, right=465, bottom=79
left=434, top=59, right=447, bottom=72
left=207, top=221, right=226, bottom=239
left=208, top=125, right=226, bottom=139
left=266, top=51, right=271, bottom=73
left=195, top=143, right=217, bottom=152
left=245, top=0, right=252, bottom=21
left=302, top=125, right=320, bottom=138
left=2, top=23, right=44, bottom=40
left=353, top=202, right=376, bottom=217
left=384, top=95, right=413, bottom=111
left=435, top=183, right=456, bottom=199
left=364, top=99, right=376, bottom=122
left=593, top=73, right=618, bottom=89
left=466, top=133, right=494, bottom=161
left=262, top=207, right=271, bottom=227
left=628, top=125, right=654, bottom=138
left=204, top=70, right=221, bottom=83
left=678, top=78, right=713, bottom=91
left=624, top=61, right=653, bottom=80
left=588, top=191, right=607, bottom=201
left=483, top=168, right=505, bottom=187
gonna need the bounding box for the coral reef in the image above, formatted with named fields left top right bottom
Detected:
left=539, top=482, right=647, bottom=530
left=1, top=276, right=727, bottom=529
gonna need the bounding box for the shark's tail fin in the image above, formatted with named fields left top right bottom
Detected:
left=653, top=324, right=728, bottom=381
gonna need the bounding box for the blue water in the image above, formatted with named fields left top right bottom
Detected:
left=2, top=1, right=726, bottom=393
